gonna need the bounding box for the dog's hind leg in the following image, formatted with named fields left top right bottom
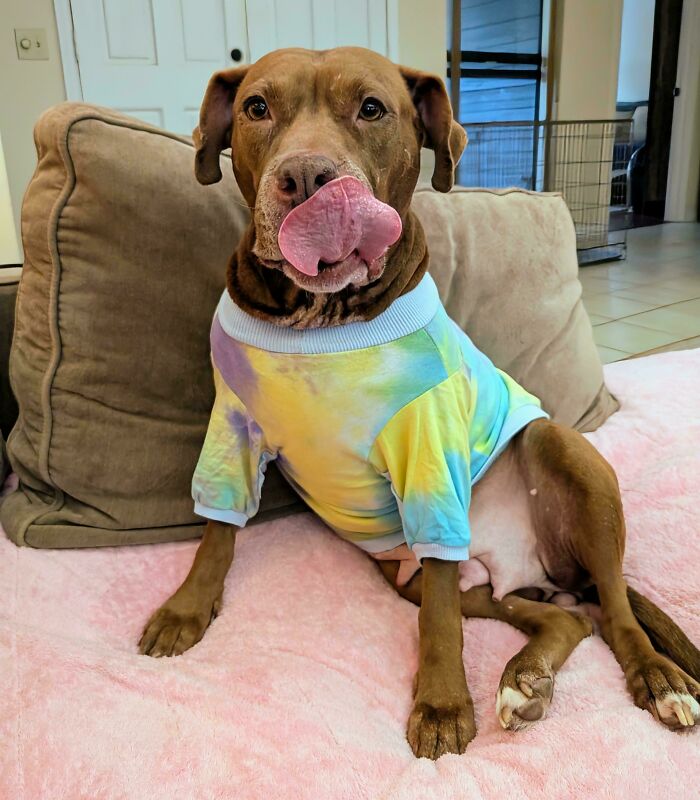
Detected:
left=377, top=562, right=591, bottom=732
left=462, top=586, right=592, bottom=730
left=519, top=418, right=700, bottom=730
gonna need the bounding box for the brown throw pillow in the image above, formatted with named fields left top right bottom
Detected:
left=413, top=187, right=618, bottom=431
left=1, top=103, right=305, bottom=547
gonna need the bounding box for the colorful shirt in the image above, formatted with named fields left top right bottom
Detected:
left=192, top=274, right=548, bottom=562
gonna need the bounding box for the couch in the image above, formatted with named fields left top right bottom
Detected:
left=0, top=266, right=20, bottom=480
left=1, top=104, right=698, bottom=799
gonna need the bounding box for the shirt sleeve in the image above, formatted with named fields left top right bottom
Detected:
left=369, top=371, right=472, bottom=562
left=192, top=362, right=275, bottom=527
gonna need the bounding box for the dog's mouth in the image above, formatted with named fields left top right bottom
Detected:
left=262, top=250, right=384, bottom=294
left=271, top=176, right=401, bottom=291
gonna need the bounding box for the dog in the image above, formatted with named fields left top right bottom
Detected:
left=139, top=47, right=700, bottom=760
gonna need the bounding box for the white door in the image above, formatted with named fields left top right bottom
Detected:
left=63, top=0, right=390, bottom=135
left=244, top=0, right=389, bottom=61
left=69, top=0, right=247, bottom=133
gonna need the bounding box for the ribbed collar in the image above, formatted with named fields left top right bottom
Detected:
left=216, top=273, right=440, bottom=354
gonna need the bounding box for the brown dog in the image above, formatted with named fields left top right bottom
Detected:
left=139, top=47, right=700, bottom=759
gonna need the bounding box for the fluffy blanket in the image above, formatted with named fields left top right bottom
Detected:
left=1, top=349, right=699, bottom=799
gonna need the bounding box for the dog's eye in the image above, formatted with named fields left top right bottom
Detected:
left=244, top=96, right=269, bottom=121
left=359, top=98, right=385, bottom=121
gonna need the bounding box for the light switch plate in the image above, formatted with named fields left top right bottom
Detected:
left=15, top=28, right=49, bottom=61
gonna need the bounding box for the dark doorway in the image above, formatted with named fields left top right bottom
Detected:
left=633, top=0, right=684, bottom=220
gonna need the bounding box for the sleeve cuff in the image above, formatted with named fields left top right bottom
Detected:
left=411, top=543, right=469, bottom=562
left=193, top=502, right=249, bottom=527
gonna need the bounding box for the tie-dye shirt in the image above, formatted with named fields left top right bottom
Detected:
left=192, top=274, right=547, bottom=562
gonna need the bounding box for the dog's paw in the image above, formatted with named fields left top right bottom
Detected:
left=138, top=594, right=221, bottom=657
left=407, top=695, right=475, bottom=759
left=627, top=654, right=700, bottom=730
left=496, top=656, right=554, bottom=731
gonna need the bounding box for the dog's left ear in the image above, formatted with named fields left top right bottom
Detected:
left=400, top=67, right=467, bottom=192
left=193, top=66, right=249, bottom=185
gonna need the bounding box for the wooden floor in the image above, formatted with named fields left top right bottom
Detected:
left=580, top=223, right=700, bottom=363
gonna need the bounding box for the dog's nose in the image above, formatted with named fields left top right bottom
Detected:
left=275, top=155, right=339, bottom=205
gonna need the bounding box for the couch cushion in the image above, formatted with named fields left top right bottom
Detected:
left=0, top=103, right=305, bottom=547
left=0, top=349, right=695, bottom=798
left=413, top=187, right=618, bottom=431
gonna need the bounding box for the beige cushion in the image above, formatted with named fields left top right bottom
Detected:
left=413, top=187, right=618, bottom=431
left=1, top=104, right=617, bottom=548
left=1, top=103, right=305, bottom=547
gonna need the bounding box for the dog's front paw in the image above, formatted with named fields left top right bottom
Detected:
left=407, top=694, right=476, bottom=759
left=138, top=593, right=221, bottom=658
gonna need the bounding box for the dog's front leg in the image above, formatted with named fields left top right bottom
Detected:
left=139, top=520, right=236, bottom=657
left=408, top=558, right=475, bottom=758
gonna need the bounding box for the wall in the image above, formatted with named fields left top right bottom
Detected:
left=0, top=0, right=66, bottom=254
left=0, top=131, right=21, bottom=264
left=549, top=0, right=623, bottom=249
left=390, top=0, right=447, bottom=78
left=388, top=0, right=448, bottom=184
left=551, top=0, right=623, bottom=120
left=617, top=0, right=655, bottom=104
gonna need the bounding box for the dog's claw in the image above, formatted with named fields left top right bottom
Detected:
left=657, top=691, right=699, bottom=729
left=496, top=659, right=554, bottom=731
left=627, top=655, right=700, bottom=731
left=139, top=596, right=221, bottom=657
left=407, top=696, right=475, bottom=759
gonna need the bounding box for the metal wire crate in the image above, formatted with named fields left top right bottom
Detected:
left=457, top=120, right=635, bottom=263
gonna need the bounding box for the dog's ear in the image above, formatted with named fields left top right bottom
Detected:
left=193, top=66, right=249, bottom=185
left=399, top=67, right=467, bottom=192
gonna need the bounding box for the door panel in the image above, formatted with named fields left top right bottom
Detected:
left=70, top=0, right=241, bottom=133
left=103, top=0, right=157, bottom=61
left=181, top=0, right=228, bottom=62
left=246, top=0, right=388, bottom=62
left=276, top=1, right=315, bottom=49
left=332, top=2, right=370, bottom=47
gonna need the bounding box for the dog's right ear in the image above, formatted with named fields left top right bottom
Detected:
left=193, top=67, right=249, bottom=185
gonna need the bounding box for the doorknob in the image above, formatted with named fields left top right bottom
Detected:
left=230, top=48, right=243, bottom=62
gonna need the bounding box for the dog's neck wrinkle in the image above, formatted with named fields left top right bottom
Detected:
left=225, top=211, right=429, bottom=329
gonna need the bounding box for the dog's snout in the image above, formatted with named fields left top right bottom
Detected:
left=275, top=155, right=339, bottom=205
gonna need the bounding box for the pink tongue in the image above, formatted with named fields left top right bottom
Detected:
left=278, top=176, right=402, bottom=276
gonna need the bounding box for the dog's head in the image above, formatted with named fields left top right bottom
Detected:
left=193, top=47, right=466, bottom=294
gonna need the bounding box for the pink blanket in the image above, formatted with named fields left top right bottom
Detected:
left=2, top=349, right=699, bottom=799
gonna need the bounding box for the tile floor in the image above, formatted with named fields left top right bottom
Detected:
left=579, top=223, right=700, bottom=363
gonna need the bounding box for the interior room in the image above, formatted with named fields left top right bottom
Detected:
left=1, top=1, right=698, bottom=797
